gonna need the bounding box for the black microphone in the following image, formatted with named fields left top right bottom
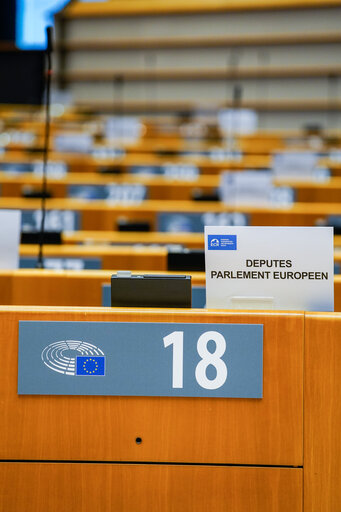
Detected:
left=232, top=84, right=242, bottom=109
left=36, top=25, right=53, bottom=269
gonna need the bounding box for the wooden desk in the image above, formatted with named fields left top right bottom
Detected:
left=0, top=306, right=304, bottom=511
left=63, top=230, right=206, bottom=248
left=20, top=244, right=169, bottom=271
left=0, top=269, right=206, bottom=307
left=1, top=171, right=341, bottom=203
left=63, top=230, right=341, bottom=249
left=304, top=312, right=341, bottom=511
left=2, top=151, right=341, bottom=176
left=0, top=306, right=340, bottom=510
left=0, top=270, right=340, bottom=310
left=0, top=197, right=340, bottom=229
left=18, top=243, right=341, bottom=271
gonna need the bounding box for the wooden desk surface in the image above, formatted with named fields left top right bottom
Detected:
left=18, top=243, right=341, bottom=270
left=1, top=171, right=341, bottom=203
left=63, top=230, right=341, bottom=248
left=20, top=244, right=169, bottom=271
left=0, top=270, right=340, bottom=310
left=0, top=196, right=339, bottom=230
left=2, top=150, right=341, bottom=176
left=1, top=196, right=341, bottom=214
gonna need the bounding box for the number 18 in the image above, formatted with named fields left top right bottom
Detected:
left=163, top=331, right=228, bottom=390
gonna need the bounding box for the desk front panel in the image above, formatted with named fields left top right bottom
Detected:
left=0, top=307, right=303, bottom=466
left=0, top=463, right=302, bottom=512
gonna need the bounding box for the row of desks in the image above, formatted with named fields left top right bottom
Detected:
left=1, top=171, right=341, bottom=203
left=1, top=269, right=341, bottom=310
left=2, top=151, right=341, bottom=175
left=63, top=230, right=341, bottom=247
left=18, top=243, right=341, bottom=271
left=3, top=197, right=339, bottom=230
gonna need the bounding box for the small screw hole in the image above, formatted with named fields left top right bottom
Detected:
left=135, top=437, right=142, bottom=444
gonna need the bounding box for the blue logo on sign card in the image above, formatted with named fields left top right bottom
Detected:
left=77, top=356, right=105, bottom=376
left=208, top=234, right=237, bottom=250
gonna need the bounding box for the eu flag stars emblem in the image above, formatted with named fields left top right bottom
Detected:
left=76, top=356, right=105, bottom=376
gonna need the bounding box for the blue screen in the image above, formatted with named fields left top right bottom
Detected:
left=16, top=0, right=70, bottom=49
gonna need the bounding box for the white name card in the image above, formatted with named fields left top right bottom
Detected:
left=0, top=209, right=21, bottom=269
left=54, top=133, right=94, bottom=153
left=272, top=152, right=325, bottom=181
left=220, top=171, right=272, bottom=206
left=218, top=109, right=258, bottom=136
left=33, top=161, right=67, bottom=178
left=106, top=183, right=147, bottom=204
left=162, top=164, right=199, bottom=181
left=105, top=117, right=142, bottom=142
left=205, top=226, right=334, bottom=311
left=220, top=171, right=294, bottom=206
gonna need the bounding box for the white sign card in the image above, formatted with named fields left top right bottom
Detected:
left=105, top=117, right=142, bottom=142
left=0, top=210, right=21, bottom=269
left=272, top=152, right=328, bottom=182
left=205, top=226, right=334, bottom=311
left=33, top=161, right=67, bottom=178
left=220, top=171, right=272, bottom=206
left=217, top=109, right=258, bottom=136
left=54, top=133, right=94, bottom=153
left=219, top=171, right=294, bottom=206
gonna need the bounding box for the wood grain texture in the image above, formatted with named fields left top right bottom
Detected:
left=0, top=272, right=340, bottom=311
left=61, top=0, right=341, bottom=18
left=20, top=244, right=168, bottom=271
left=64, top=230, right=341, bottom=249
left=63, top=230, right=206, bottom=248
left=335, top=276, right=341, bottom=312
left=2, top=171, right=341, bottom=202
left=5, top=150, right=341, bottom=176
left=0, top=197, right=340, bottom=229
left=0, top=307, right=303, bottom=465
left=0, top=270, right=206, bottom=306
left=304, top=313, right=341, bottom=511
left=58, top=65, right=341, bottom=83
left=59, top=32, right=341, bottom=51
left=0, top=463, right=302, bottom=512
left=74, top=98, right=341, bottom=113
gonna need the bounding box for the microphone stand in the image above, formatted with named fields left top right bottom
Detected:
left=37, top=26, right=53, bottom=269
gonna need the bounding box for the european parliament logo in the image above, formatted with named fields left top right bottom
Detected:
left=41, top=340, right=105, bottom=376
left=208, top=234, right=237, bottom=250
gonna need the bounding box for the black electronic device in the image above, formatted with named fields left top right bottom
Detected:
left=21, top=230, right=62, bottom=245
left=22, top=186, right=52, bottom=199
left=111, top=272, right=191, bottom=308
left=98, top=167, right=122, bottom=175
left=191, top=188, right=219, bottom=202
left=117, top=219, right=151, bottom=232
left=167, top=248, right=205, bottom=272
left=155, top=149, right=179, bottom=157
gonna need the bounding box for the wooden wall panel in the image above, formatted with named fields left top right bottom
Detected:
left=0, top=307, right=303, bottom=466
left=304, top=313, right=341, bottom=511
left=0, top=463, right=302, bottom=512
